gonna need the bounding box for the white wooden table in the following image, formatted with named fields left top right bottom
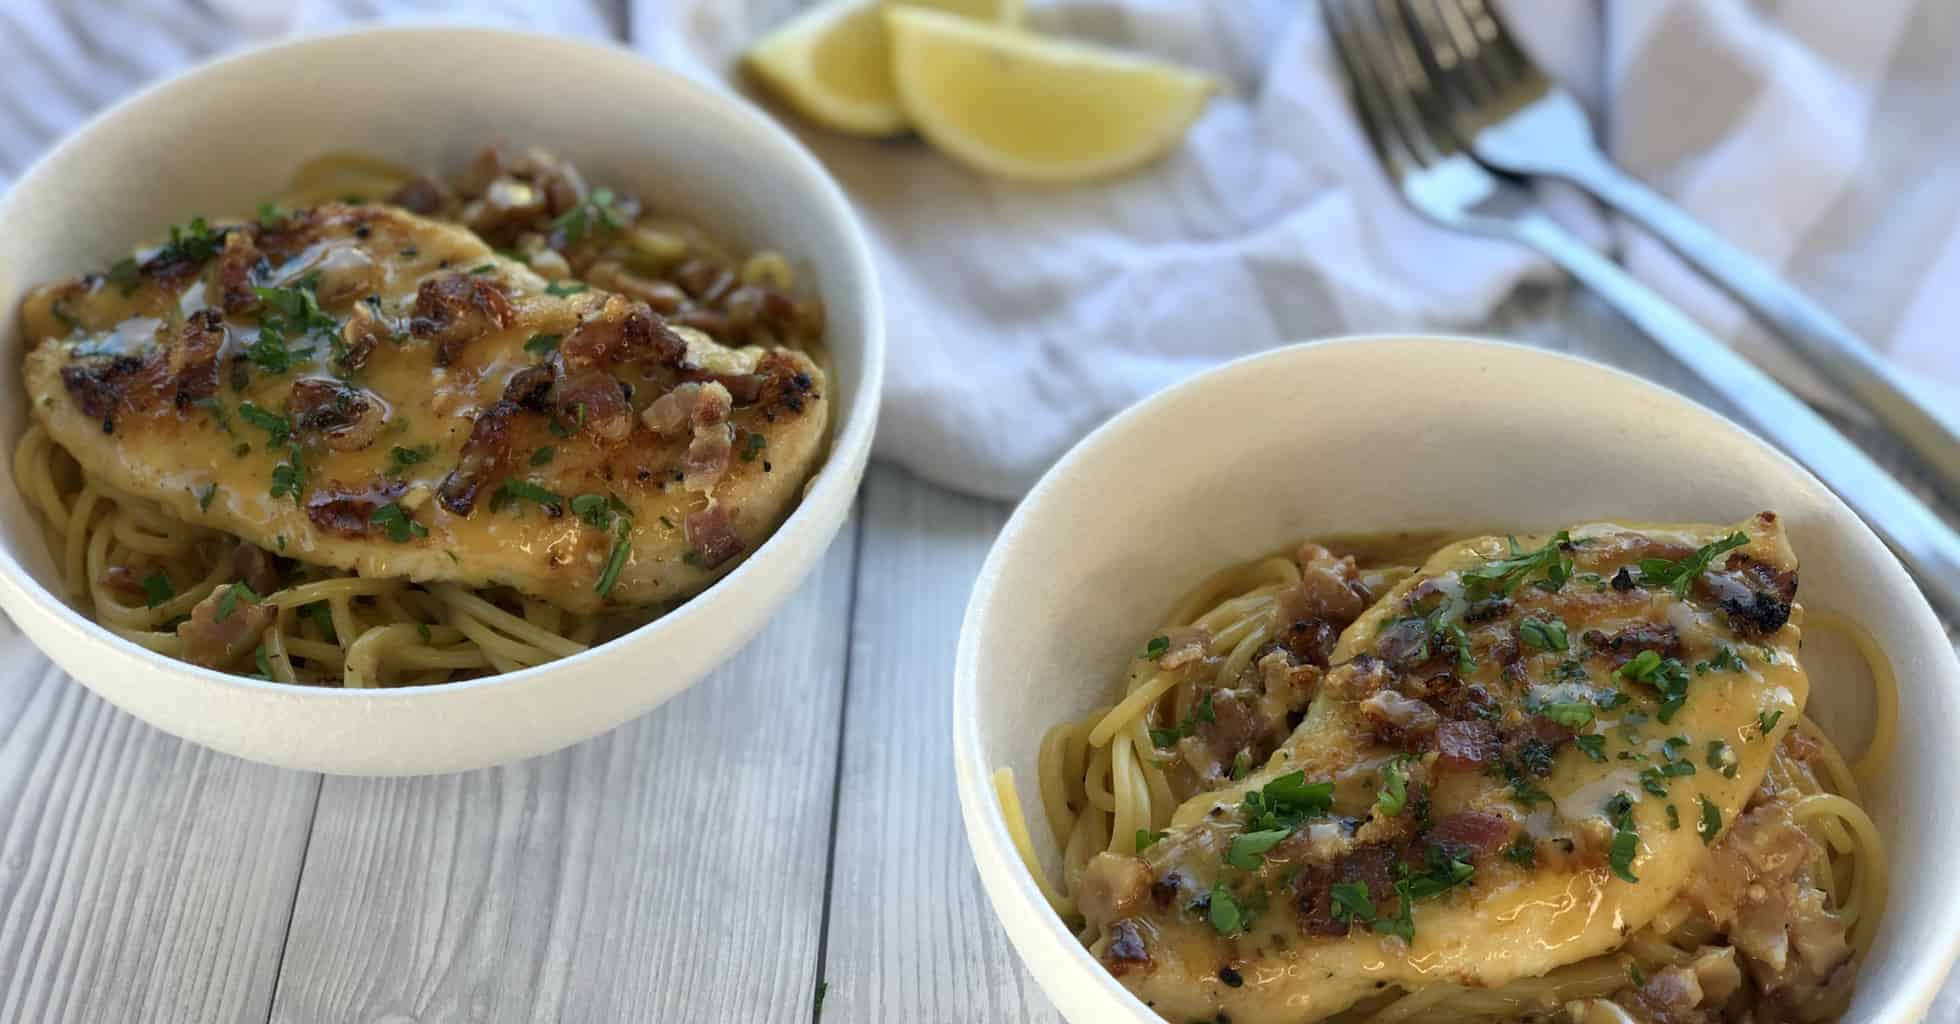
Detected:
left=2, top=282, right=1954, bottom=1023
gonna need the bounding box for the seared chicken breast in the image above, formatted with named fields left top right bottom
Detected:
left=21, top=203, right=827, bottom=614
left=1077, top=514, right=1808, bottom=1023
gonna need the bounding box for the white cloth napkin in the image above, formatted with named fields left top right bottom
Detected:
left=2, top=0, right=1957, bottom=502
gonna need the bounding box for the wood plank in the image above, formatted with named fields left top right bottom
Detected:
left=0, top=617, right=320, bottom=1024
left=818, top=464, right=1060, bottom=1022
left=266, top=507, right=859, bottom=1024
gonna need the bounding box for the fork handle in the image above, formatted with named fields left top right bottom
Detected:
left=1565, top=159, right=1960, bottom=502
left=1512, top=211, right=1960, bottom=615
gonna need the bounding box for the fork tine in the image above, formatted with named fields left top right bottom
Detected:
left=1444, top=0, right=1539, bottom=88
left=1360, top=0, right=1466, bottom=160
left=1395, top=0, right=1503, bottom=109
left=1322, top=0, right=1430, bottom=176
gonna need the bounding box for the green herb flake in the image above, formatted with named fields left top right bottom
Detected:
left=140, top=572, right=175, bottom=608
left=214, top=581, right=259, bottom=623
left=594, top=517, right=633, bottom=597
left=237, top=402, right=292, bottom=445
left=469, top=263, right=496, bottom=275
left=1638, top=531, right=1749, bottom=598
left=196, top=482, right=218, bottom=512
left=1504, top=833, right=1536, bottom=867
left=1541, top=701, right=1595, bottom=729
left=1573, top=734, right=1607, bottom=763
left=254, top=645, right=273, bottom=678
left=1461, top=531, right=1573, bottom=599
left=1224, top=828, right=1291, bottom=870
left=1698, top=797, right=1723, bottom=844
left=1135, top=829, right=1166, bottom=853
left=493, top=479, right=565, bottom=515
left=1666, top=804, right=1681, bottom=831
left=544, top=280, right=589, bottom=297
left=1208, top=887, right=1244, bottom=936
left=1519, top=616, right=1569, bottom=653
left=388, top=445, right=434, bottom=476
left=304, top=602, right=338, bottom=644
left=370, top=503, right=428, bottom=543
left=524, top=332, right=561, bottom=357
left=1330, top=882, right=1376, bottom=926
left=741, top=432, right=767, bottom=462
left=107, top=257, right=143, bottom=296
left=529, top=446, right=556, bottom=467
left=1144, top=635, right=1169, bottom=660
left=1756, top=709, right=1784, bottom=738
left=1376, top=756, right=1410, bottom=816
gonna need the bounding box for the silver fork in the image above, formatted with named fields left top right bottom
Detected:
left=1321, top=0, right=1960, bottom=614
left=1399, top=0, right=1960, bottom=502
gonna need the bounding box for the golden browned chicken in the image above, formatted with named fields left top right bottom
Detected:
left=21, top=202, right=827, bottom=614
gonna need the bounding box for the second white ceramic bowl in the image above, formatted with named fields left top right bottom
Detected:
left=955, top=337, right=1960, bottom=1022
left=0, top=26, right=883, bottom=774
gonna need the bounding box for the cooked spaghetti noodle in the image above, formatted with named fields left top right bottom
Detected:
left=997, top=526, right=1890, bottom=1023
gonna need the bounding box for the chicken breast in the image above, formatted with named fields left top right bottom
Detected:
left=21, top=203, right=827, bottom=613
left=1077, top=514, right=1806, bottom=1023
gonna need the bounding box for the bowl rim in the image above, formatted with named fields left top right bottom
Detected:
left=952, top=333, right=1960, bottom=1022
left=0, top=23, right=885, bottom=702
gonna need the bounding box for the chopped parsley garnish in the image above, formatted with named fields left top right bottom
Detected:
left=552, top=187, right=625, bottom=243
left=530, top=446, right=556, bottom=466
left=1224, top=828, right=1291, bottom=870
left=1638, top=531, right=1749, bottom=597
left=1698, top=796, right=1723, bottom=845
left=1605, top=793, right=1640, bottom=883
left=194, top=397, right=235, bottom=435
left=1498, top=755, right=1552, bottom=808
left=1756, top=709, right=1784, bottom=737
left=254, top=645, right=273, bottom=678
left=1708, top=740, right=1738, bottom=778
left=215, top=581, right=259, bottom=623
left=107, top=257, right=142, bottom=296
left=1144, top=635, right=1169, bottom=659
left=140, top=572, right=175, bottom=608
left=1241, top=770, right=1335, bottom=833
left=156, top=216, right=222, bottom=267
left=1208, top=887, right=1245, bottom=935
left=388, top=445, right=433, bottom=476
left=1330, top=882, right=1374, bottom=925
left=1541, top=701, right=1595, bottom=729
left=595, top=517, right=633, bottom=597
left=237, top=402, right=292, bottom=445
left=741, top=433, right=767, bottom=462
left=1617, top=649, right=1692, bottom=722
left=492, top=479, right=565, bottom=516
left=523, top=332, right=561, bottom=357
left=1709, top=646, right=1747, bottom=674
left=1573, top=734, right=1607, bottom=762
left=469, top=263, right=496, bottom=275
left=370, top=503, right=427, bottom=543
left=1519, top=615, right=1568, bottom=653
left=1505, top=833, right=1536, bottom=867
left=1134, top=829, right=1166, bottom=853
left=1230, top=749, right=1251, bottom=780
left=196, top=483, right=218, bottom=512
left=1376, top=756, right=1410, bottom=816
left=1462, top=531, right=1573, bottom=599
left=1149, top=691, right=1218, bottom=749
left=304, top=602, right=338, bottom=643
left=1666, top=804, right=1681, bottom=830
left=269, top=449, right=305, bottom=502
left=544, top=280, right=589, bottom=297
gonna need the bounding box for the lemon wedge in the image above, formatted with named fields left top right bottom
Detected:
left=888, top=0, right=1025, bottom=23
left=885, top=7, right=1215, bottom=183
left=745, top=0, right=1025, bottom=138
left=746, top=0, right=908, bottom=137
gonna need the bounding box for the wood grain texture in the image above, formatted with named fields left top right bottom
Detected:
left=264, top=514, right=858, bottom=1024
left=817, top=464, right=1060, bottom=1024
left=0, top=616, right=319, bottom=1024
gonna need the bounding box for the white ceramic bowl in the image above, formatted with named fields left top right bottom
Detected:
left=0, top=26, right=882, bottom=775
left=955, top=337, right=1960, bottom=1022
